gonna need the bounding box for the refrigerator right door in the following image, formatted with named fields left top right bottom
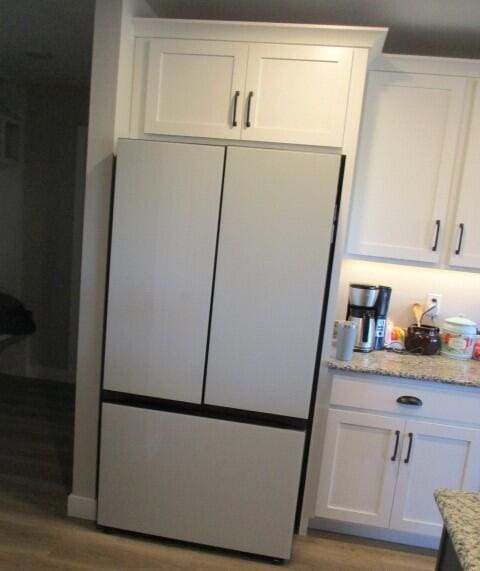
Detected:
left=205, top=147, right=340, bottom=419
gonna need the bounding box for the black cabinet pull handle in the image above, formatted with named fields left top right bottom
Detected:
left=391, top=430, right=400, bottom=461
left=397, top=395, right=423, bottom=406
left=246, top=91, right=254, bottom=128
left=232, top=90, right=240, bottom=127
left=455, top=223, right=465, bottom=255
left=432, top=219, right=441, bottom=252
left=404, top=432, right=414, bottom=463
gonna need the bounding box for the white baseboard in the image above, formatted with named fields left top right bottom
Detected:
left=67, top=494, right=97, bottom=520
left=309, top=517, right=440, bottom=550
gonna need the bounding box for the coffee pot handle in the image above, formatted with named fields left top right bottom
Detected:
left=362, top=313, right=370, bottom=343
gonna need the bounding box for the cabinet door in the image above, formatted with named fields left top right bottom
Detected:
left=98, top=403, right=305, bottom=560
left=348, top=72, right=466, bottom=263
left=390, top=420, right=480, bottom=536
left=204, top=147, right=340, bottom=418
left=243, top=44, right=352, bottom=146
left=144, top=39, right=248, bottom=139
left=315, top=410, right=402, bottom=527
left=104, top=140, right=224, bottom=402
left=449, top=82, right=480, bottom=269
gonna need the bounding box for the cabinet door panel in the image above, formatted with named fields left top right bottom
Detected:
left=104, top=140, right=224, bottom=402
left=205, top=147, right=340, bottom=418
left=144, top=39, right=248, bottom=139
left=315, top=410, right=402, bottom=527
left=449, top=82, right=480, bottom=269
left=348, top=72, right=466, bottom=263
left=390, top=420, right=480, bottom=536
left=243, top=44, right=352, bottom=146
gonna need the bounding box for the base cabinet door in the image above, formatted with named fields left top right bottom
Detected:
left=390, top=420, right=480, bottom=536
left=315, top=409, right=402, bottom=527
left=98, top=403, right=305, bottom=560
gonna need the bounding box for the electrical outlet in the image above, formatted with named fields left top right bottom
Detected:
left=425, top=293, right=442, bottom=317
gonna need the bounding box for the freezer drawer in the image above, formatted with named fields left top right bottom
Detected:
left=97, top=403, right=305, bottom=560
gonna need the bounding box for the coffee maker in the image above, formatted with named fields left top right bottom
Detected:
left=346, top=284, right=392, bottom=352
left=347, top=284, right=379, bottom=352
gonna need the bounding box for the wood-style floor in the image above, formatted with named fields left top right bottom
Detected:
left=0, top=373, right=436, bottom=570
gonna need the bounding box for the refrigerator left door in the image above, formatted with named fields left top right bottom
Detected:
left=104, top=139, right=225, bottom=403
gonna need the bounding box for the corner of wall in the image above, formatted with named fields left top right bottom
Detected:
left=67, top=493, right=97, bottom=521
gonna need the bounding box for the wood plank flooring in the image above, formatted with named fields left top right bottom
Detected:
left=0, top=374, right=436, bottom=570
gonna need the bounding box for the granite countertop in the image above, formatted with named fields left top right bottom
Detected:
left=328, top=350, right=480, bottom=388
left=435, top=489, right=480, bottom=571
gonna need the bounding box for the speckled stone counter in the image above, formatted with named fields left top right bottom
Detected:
left=435, top=489, right=480, bottom=570
left=328, top=350, right=480, bottom=387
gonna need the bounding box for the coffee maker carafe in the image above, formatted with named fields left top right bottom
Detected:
left=347, top=284, right=379, bottom=352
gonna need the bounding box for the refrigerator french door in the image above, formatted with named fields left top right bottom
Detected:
left=98, top=139, right=341, bottom=560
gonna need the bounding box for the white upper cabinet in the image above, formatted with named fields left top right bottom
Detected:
left=144, top=39, right=248, bottom=139
left=449, top=81, right=480, bottom=269
left=141, top=38, right=353, bottom=146
left=348, top=71, right=467, bottom=263
left=243, top=44, right=352, bottom=146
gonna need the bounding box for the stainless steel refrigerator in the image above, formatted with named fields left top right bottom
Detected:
left=97, top=139, right=342, bottom=561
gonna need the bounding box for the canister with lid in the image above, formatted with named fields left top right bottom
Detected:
left=441, top=315, right=478, bottom=360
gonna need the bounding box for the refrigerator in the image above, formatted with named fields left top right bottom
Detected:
left=97, top=139, right=342, bottom=561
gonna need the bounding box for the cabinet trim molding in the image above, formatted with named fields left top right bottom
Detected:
left=133, top=18, right=388, bottom=58
left=371, top=54, right=480, bottom=78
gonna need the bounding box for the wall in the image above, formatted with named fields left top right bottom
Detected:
left=0, top=78, right=28, bottom=374
left=20, top=84, right=89, bottom=381
left=0, top=78, right=24, bottom=296
left=69, top=0, right=156, bottom=521
left=337, top=258, right=480, bottom=328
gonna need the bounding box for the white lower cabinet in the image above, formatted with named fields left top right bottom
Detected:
left=390, top=420, right=480, bottom=536
left=316, top=375, right=480, bottom=538
left=315, top=410, right=401, bottom=527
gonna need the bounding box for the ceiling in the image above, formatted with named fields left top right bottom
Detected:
left=0, top=0, right=479, bottom=86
